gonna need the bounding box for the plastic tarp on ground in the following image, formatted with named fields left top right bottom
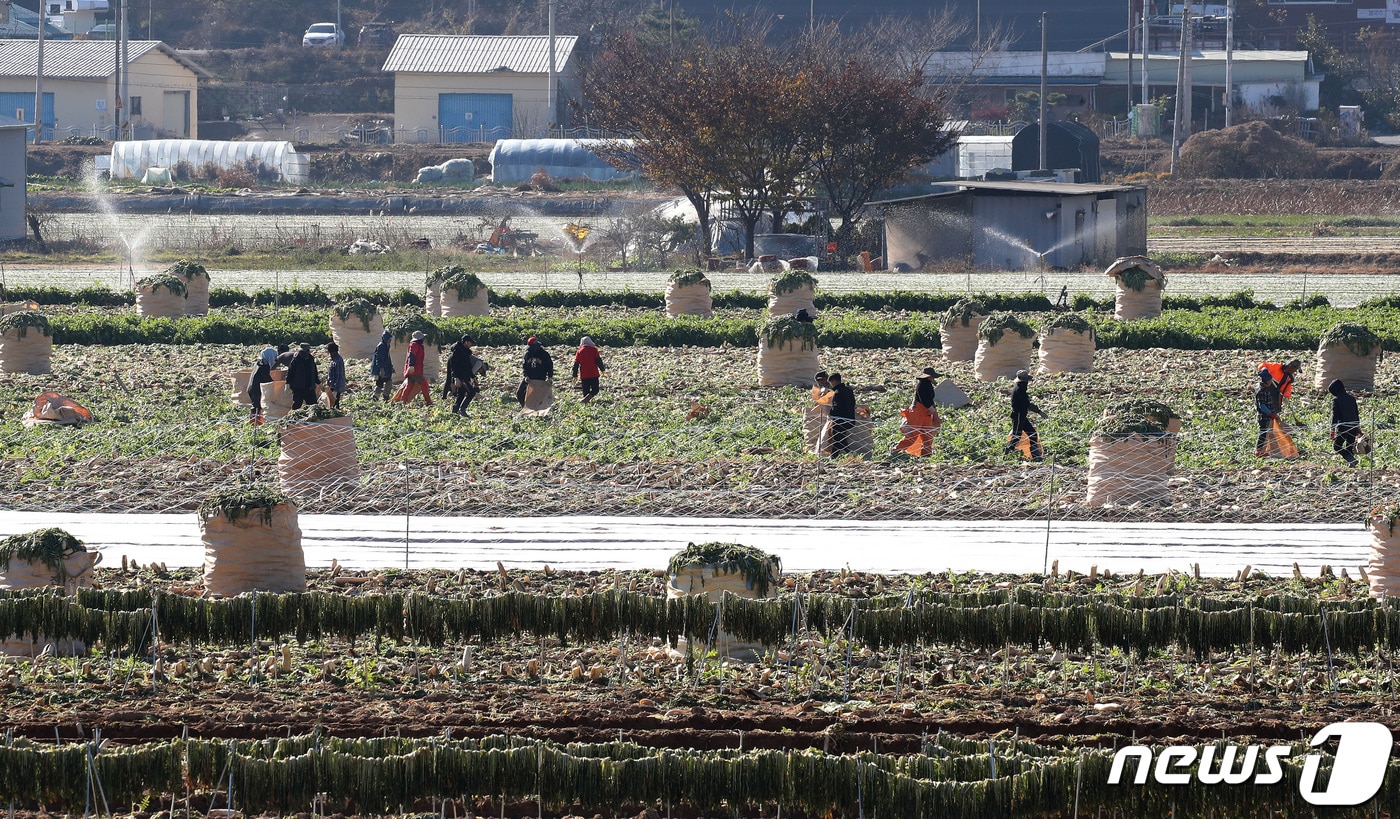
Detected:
left=110, top=140, right=310, bottom=184
left=489, top=139, right=636, bottom=184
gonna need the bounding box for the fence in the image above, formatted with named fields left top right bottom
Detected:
left=3, top=414, right=1390, bottom=524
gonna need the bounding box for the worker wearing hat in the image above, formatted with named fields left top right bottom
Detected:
left=1005, top=370, right=1047, bottom=461
left=1258, top=359, right=1301, bottom=404
left=394, top=329, right=433, bottom=406
left=896, top=367, right=944, bottom=457
left=1255, top=367, right=1283, bottom=457
left=444, top=334, right=483, bottom=415
left=517, top=336, right=555, bottom=407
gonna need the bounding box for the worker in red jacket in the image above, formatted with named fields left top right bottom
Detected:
left=394, top=330, right=433, bottom=406
left=571, top=336, right=607, bottom=403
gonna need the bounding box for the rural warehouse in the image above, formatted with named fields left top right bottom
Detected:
left=873, top=180, right=1148, bottom=271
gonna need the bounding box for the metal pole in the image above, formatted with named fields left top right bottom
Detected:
left=1126, top=0, right=1134, bottom=107
left=1170, top=2, right=1188, bottom=173
left=113, top=0, right=120, bottom=140
left=404, top=465, right=411, bottom=570
left=34, top=0, right=43, bottom=145
left=336, top=0, right=342, bottom=53
left=1141, top=10, right=1149, bottom=111
left=1039, top=12, right=1048, bottom=172
left=547, top=0, right=557, bottom=132
left=1182, top=1, right=1193, bottom=140
left=119, top=0, right=128, bottom=139
left=1224, top=0, right=1234, bottom=127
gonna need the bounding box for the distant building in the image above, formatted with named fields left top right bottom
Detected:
left=0, top=2, right=70, bottom=40
left=871, top=181, right=1148, bottom=271
left=0, top=114, right=27, bottom=241
left=383, top=35, right=579, bottom=143
left=0, top=40, right=209, bottom=140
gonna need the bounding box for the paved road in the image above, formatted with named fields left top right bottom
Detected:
left=0, top=512, right=1369, bottom=578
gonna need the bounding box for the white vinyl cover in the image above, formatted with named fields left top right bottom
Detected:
left=488, top=138, right=635, bottom=184
left=110, top=140, right=309, bottom=184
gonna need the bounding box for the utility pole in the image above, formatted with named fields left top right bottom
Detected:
left=336, top=0, right=341, bottom=53
left=1039, top=12, right=1048, bottom=171
left=547, top=0, right=557, bottom=132
left=1141, top=9, right=1148, bottom=109
left=1171, top=0, right=1192, bottom=172
left=34, top=0, right=44, bottom=144
left=1126, top=0, right=1134, bottom=107
left=1224, top=0, right=1234, bottom=127
left=119, top=0, right=128, bottom=139
left=113, top=0, right=121, bottom=140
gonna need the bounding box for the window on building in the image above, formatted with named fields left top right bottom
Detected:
left=129, top=97, right=141, bottom=116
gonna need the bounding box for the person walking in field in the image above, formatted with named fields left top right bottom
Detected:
left=1005, top=370, right=1046, bottom=461
left=370, top=330, right=394, bottom=401
left=395, top=330, right=433, bottom=406
left=246, top=346, right=277, bottom=424
left=285, top=342, right=320, bottom=410
left=895, top=367, right=942, bottom=457
left=325, top=342, right=346, bottom=408
left=827, top=372, right=856, bottom=456
left=516, top=336, right=554, bottom=407
left=444, top=335, right=485, bottom=415
left=1258, top=359, right=1301, bottom=405
left=572, top=336, right=607, bottom=403
left=1254, top=369, right=1283, bottom=457
left=1330, top=378, right=1362, bottom=467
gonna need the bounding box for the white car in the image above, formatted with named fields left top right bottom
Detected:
left=302, top=23, right=343, bottom=47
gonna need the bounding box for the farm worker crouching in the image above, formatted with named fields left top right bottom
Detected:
left=246, top=347, right=276, bottom=425
left=827, top=372, right=856, bottom=456
left=444, top=335, right=484, bottom=416
left=1258, top=359, right=1300, bottom=404
left=286, top=342, right=320, bottom=410
left=896, top=367, right=943, bottom=457
left=325, top=342, right=346, bottom=408
left=572, top=336, right=607, bottom=403
left=1330, top=378, right=1361, bottom=467
left=516, top=336, right=554, bottom=407
left=395, top=330, right=433, bottom=406
left=1004, top=370, right=1046, bottom=462
left=370, top=330, right=394, bottom=401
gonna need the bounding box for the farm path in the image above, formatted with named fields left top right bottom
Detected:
left=0, top=511, right=1365, bottom=578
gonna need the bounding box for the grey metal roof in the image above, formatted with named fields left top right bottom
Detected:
left=383, top=35, right=578, bottom=75
left=871, top=180, right=1144, bottom=206
left=0, top=113, right=29, bottom=130
left=0, top=2, right=69, bottom=40
left=0, top=40, right=211, bottom=79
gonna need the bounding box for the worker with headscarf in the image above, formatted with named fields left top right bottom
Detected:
left=516, top=336, right=554, bottom=407
left=370, top=330, right=394, bottom=401
left=395, top=330, right=433, bottom=406
left=285, top=342, right=320, bottom=410
left=896, top=367, right=942, bottom=457
left=572, top=336, right=607, bottom=403
left=1005, top=370, right=1046, bottom=461
left=444, top=335, right=485, bottom=415
left=827, top=372, right=856, bottom=456
left=246, top=346, right=277, bottom=424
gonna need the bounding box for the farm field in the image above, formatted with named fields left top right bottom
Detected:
left=6, top=271, right=1400, bottom=816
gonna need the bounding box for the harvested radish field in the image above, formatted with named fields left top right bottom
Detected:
left=5, top=278, right=1400, bottom=816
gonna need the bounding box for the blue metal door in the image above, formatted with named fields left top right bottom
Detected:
left=438, top=93, right=512, bottom=142
left=0, top=92, right=54, bottom=140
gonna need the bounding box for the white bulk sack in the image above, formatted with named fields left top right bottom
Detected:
left=136, top=283, right=186, bottom=318
left=277, top=415, right=360, bottom=493
left=757, top=339, right=820, bottom=387
left=1086, top=434, right=1177, bottom=507
left=0, top=327, right=52, bottom=375
left=439, top=288, right=489, bottom=318
left=201, top=503, right=307, bottom=596
left=1316, top=345, right=1382, bottom=393
left=1038, top=328, right=1095, bottom=374
left=665, top=280, right=714, bottom=318
left=329, top=311, right=384, bottom=360
left=768, top=283, right=816, bottom=316
left=1368, top=511, right=1400, bottom=598
left=974, top=334, right=1033, bottom=382
left=941, top=316, right=984, bottom=362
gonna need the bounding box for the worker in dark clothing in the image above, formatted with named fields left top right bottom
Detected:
left=1005, top=370, right=1046, bottom=461
left=246, top=347, right=276, bottom=425
left=1254, top=369, right=1282, bottom=456
left=274, top=344, right=294, bottom=367
left=285, top=342, right=320, bottom=410
left=370, top=331, right=394, bottom=401
left=516, top=336, right=554, bottom=407
left=1330, top=378, right=1361, bottom=467
left=444, top=335, right=484, bottom=415
left=324, top=342, right=345, bottom=408
left=828, top=372, right=857, bottom=456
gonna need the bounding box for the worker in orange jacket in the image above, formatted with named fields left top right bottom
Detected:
left=1258, top=359, right=1301, bottom=403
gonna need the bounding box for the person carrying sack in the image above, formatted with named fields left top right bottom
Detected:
left=246, top=347, right=276, bottom=425
left=370, top=330, right=394, bottom=401
left=444, top=335, right=482, bottom=415
left=394, top=330, right=433, bottom=406
left=285, top=342, right=320, bottom=410
left=1254, top=369, right=1299, bottom=458
left=516, top=336, right=554, bottom=408
left=1005, top=370, right=1046, bottom=461
left=827, top=372, right=856, bottom=456
left=572, top=336, right=607, bottom=403
left=896, top=367, right=943, bottom=457
left=1258, top=359, right=1301, bottom=404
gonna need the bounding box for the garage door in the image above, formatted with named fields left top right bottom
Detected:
left=438, top=93, right=512, bottom=143
left=0, top=92, right=53, bottom=141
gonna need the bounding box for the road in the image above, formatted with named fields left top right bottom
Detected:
left=0, top=512, right=1369, bottom=579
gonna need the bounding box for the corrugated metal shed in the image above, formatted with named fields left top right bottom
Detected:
left=0, top=114, right=30, bottom=130
left=0, top=40, right=210, bottom=79
left=384, top=35, right=578, bottom=75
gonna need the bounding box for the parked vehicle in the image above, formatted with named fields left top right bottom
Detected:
left=358, top=22, right=394, bottom=48
left=302, top=23, right=343, bottom=48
